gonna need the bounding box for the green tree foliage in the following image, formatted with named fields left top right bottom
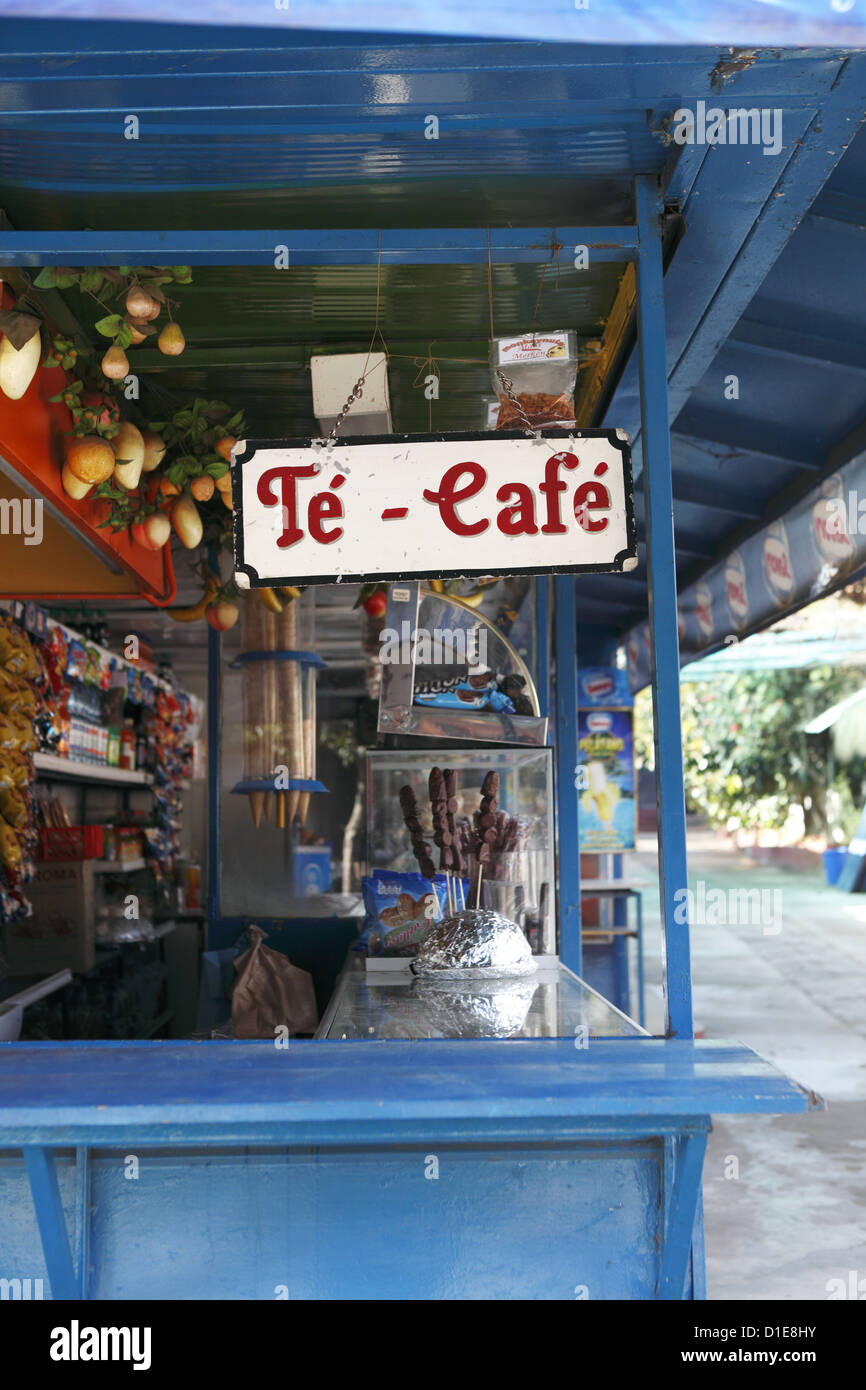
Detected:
left=635, top=665, right=866, bottom=838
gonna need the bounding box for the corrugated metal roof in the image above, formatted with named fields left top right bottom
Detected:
left=1, top=19, right=865, bottom=657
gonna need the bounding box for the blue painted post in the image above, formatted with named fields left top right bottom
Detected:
left=23, top=1147, right=78, bottom=1300
left=75, top=1145, right=90, bottom=1299
left=534, top=576, right=550, bottom=720
left=206, top=548, right=222, bottom=938
left=658, top=1130, right=707, bottom=1299
left=635, top=175, right=694, bottom=1040
left=636, top=891, right=646, bottom=1030
left=554, top=575, right=581, bottom=975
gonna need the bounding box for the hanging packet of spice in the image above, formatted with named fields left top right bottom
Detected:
left=492, top=330, right=577, bottom=430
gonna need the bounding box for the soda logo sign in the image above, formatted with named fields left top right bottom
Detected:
left=812, top=474, right=854, bottom=565
left=587, top=712, right=613, bottom=732
left=763, top=521, right=794, bottom=605
left=582, top=674, right=614, bottom=701
left=695, top=581, right=714, bottom=640
left=725, top=551, right=748, bottom=629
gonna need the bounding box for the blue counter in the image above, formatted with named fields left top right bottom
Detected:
left=0, top=1036, right=819, bottom=1300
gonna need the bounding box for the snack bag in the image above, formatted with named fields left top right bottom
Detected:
left=492, top=329, right=577, bottom=430
left=362, top=870, right=443, bottom=953
left=0, top=815, right=22, bottom=868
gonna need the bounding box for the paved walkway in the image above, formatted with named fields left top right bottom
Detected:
left=627, top=824, right=866, bottom=1301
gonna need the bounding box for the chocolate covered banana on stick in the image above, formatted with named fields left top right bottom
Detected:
left=399, top=784, right=436, bottom=879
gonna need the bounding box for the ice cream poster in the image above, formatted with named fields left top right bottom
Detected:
left=576, top=707, right=636, bottom=851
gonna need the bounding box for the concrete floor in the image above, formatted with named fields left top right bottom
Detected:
left=628, top=825, right=866, bottom=1301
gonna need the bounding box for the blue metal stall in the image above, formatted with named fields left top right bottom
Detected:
left=1, top=9, right=863, bottom=1300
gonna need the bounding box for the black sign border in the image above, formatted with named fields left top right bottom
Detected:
left=232, top=429, right=636, bottom=588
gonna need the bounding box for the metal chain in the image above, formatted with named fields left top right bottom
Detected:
left=326, top=376, right=365, bottom=446
left=495, top=368, right=539, bottom=438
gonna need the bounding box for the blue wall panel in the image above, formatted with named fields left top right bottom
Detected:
left=2, top=1143, right=663, bottom=1300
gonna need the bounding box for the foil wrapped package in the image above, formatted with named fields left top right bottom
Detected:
left=412, top=906, right=534, bottom=977
left=414, top=974, right=538, bottom=1037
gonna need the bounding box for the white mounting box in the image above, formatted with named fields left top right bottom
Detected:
left=311, top=352, right=392, bottom=437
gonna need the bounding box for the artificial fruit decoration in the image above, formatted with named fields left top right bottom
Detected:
left=206, top=600, right=240, bottom=631
left=190, top=474, right=215, bottom=502
left=62, top=435, right=115, bottom=499
left=362, top=589, right=388, bottom=619
left=112, top=420, right=146, bottom=490
left=125, top=286, right=157, bottom=320
left=141, top=430, right=166, bottom=472
left=167, top=578, right=219, bottom=623
left=0, top=328, right=42, bottom=400
left=158, top=322, right=185, bottom=356
left=131, top=512, right=172, bottom=551
left=171, top=492, right=203, bottom=549
left=101, top=344, right=129, bottom=379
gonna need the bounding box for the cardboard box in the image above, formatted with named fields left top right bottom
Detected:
left=4, top=860, right=95, bottom=975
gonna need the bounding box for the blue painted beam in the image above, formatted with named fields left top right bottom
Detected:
left=730, top=319, right=866, bottom=375
left=0, top=1039, right=821, bottom=1150
left=0, top=227, right=637, bottom=267
left=607, top=51, right=866, bottom=475
left=0, top=32, right=846, bottom=100
left=2, top=3, right=864, bottom=48
left=673, top=407, right=825, bottom=470
left=0, top=111, right=655, bottom=136
left=635, top=175, right=693, bottom=1041
left=670, top=473, right=766, bottom=519
left=808, top=187, right=866, bottom=229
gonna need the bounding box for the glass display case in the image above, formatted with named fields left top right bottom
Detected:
left=366, top=746, right=555, bottom=954
left=317, top=956, right=645, bottom=1039
left=377, top=579, right=546, bottom=744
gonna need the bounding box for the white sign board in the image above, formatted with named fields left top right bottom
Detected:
left=233, top=430, right=635, bottom=587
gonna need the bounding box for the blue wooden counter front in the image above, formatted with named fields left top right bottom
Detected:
left=0, top=1039, right=818, bottom=1302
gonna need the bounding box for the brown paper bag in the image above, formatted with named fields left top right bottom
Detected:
left=231, top=925, right=318, bottom=1039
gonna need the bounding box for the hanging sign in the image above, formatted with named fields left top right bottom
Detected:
left=232, top=430, right=635, bottom=588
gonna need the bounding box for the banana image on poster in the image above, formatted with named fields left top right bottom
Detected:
left=582, top=759, right=621, bottom=827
